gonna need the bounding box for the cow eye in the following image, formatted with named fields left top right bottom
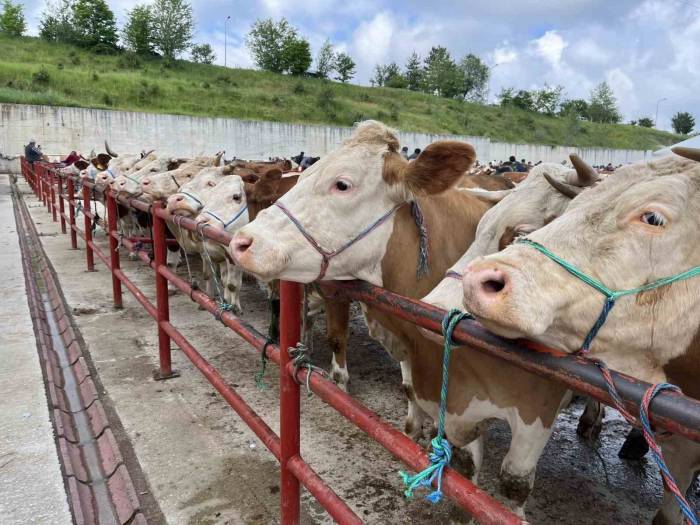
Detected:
left=334, top=179, right=352, bottom=192
left=641, top=211, right=666, bottom=227
left=233, top=194, right=241, bottom=202
left=208, top=180, right=217, bottom=187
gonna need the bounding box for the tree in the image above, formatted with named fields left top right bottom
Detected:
left=72, top=0, right=118, bottom=49
left=123, top=4, right=153, bottom=55
left=458, top=53, right=489, bottom=102
left=588, top=81, right=621, bottom=124
left=39, top=1, right=77, bottom=43
left=333, top=52, right=355, bottom=83
left=246, top=18, right=297, bottom=73
left=637, top=117, right=654, bottom=128
left=423, top=46, right=461, bottom=98
left=559, top=98, right=589, bottom=120
left=316, top=39, right=334, bottom=79
left=671, top=111, right=695, bottom=134
left=191, top=43, right=215, bottom=64
left=404, top=51, right=423, bottom=91
left=281, top=37, right=311, bottom=75
left=370, top=62, right=405, bottom=88
left=0, top=0, right=26, bottom=36
left=151, top=0, right=194, bottom=59
left=532, top=84, right=564, bottom=115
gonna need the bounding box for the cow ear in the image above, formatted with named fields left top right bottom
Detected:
left=262, top=168, right=283, bottom=181
left=167, top=158, right=188, bottom=170
left=97, top=153, right=112, bottom=167
left=74, top=160, right=89, bottom=170
left=241, top=173, right=260, bottom=184
left=403, top=141, right=476, bottom=195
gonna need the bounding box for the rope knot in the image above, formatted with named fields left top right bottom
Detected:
left=399, top=437, right=453, bottom=503
left=288, top=343, right=326, bottom=394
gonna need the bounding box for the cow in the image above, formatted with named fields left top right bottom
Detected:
left=140, top=152, right=224, bottom=201
left=192, top=175, right=251, bottom=313
left=461, top=149, right=700, bottom=524
left=228, top=158, right=293, bottom=172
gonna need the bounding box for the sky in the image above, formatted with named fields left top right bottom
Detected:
left=21, top=0, right=700, bottom=131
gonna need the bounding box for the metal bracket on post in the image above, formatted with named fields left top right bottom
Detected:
left=279, top=280, right=302, bottom=525
left=152, top=201, right=180, bottom=381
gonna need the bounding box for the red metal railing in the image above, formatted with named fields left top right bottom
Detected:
left=22, top=159, right=700, bottom=524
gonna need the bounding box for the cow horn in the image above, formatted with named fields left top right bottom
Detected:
left=214, top=151, right=224, bottom=166
left=544, top=172, right=583, bottom=199
left=104, top=140, right=119, bottom=158
left=672, top=146, right=700, bottom=162
left=568, top=154, right=597, bottom=186
left=459, top=187, right=513, bottom=203
left=141, top=149, right=155, bottom=159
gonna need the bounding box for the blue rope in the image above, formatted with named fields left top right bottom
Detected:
left=399, top=309, right=471, bottom=503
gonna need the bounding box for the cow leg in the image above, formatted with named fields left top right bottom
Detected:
left=325, top=298, right=350, bottom=391
left=653, top=435, right=700, bottom=525
left=400, top=360, right=432, bottom=440
left=577, top=398, right=605, bottom=443
left=499, top=412, right=557, bottom=517
left=223, top=260, right=243, bottom=315
left=166, top=247, right=181, bottom=268
left=266, top=281, right=280, bottom=342
left=454, top=435, right=485, bottom=483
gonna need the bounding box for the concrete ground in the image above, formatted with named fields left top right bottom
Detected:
left=0, top=174, right=73, bottom=525
left=10, top=173, right=699, bottom=524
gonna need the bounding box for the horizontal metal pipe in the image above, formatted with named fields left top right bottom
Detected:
left=286, top=456, right=362, bottom=525
left=320, top=281, right=700, bottom=443
left=286, top=362, right=523, bottom=525
left=160, top=321, right=281, bottom=458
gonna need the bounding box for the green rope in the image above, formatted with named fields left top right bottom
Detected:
left=399, top=309, right=471, bottom=503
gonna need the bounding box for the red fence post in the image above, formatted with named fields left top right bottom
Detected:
left=106, top=191, right=123, bottom=309
left=67, top=177, right=77, bottom=250
left=279, top=280, right=302, bottom=525
left=152, top=202, right=179, bottom=380
left=57, top=174, right=66, bottom=234
left=50, top=170, right=58, bottom=223
left=82, top=182, right=95, bottom=272
left=42, top=166, right=49, bottom=209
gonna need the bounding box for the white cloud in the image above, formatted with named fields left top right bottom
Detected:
left=570, top=38, right=610, bottom=65
left=493, top=46, right=518, bottom=65
left=531, top=30, right=567, bottom=67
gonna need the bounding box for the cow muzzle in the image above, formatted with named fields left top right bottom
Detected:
left=229, top=230, right=288, bottom=280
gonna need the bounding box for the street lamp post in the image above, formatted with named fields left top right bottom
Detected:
left=224, top=15, right=231, bottom=68
left=655, top=97, right=667, bottom=129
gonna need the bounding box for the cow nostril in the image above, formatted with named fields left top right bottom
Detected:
left=142, top=180, right=150, bottom=186
left=479, top=269, right=507, bottom=295
left=232, top=236, right=253, bottom=254
left=175, top=196, right=183, bottom=202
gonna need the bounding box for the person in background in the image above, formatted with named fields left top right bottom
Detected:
left=408, top=148, right=421, bottom=160
left=400, top=146, right=409, bottom=160
left=24, top=139, right=43, bottom=164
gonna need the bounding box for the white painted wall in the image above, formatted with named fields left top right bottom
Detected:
left=1, top=103, right=650, bottom=166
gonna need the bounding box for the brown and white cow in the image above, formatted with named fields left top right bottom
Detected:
left=462, top=149, right=700, bottom=523
left=140, top=152, right=224, bottom=201
left=229, top=121, right=575, bottom=515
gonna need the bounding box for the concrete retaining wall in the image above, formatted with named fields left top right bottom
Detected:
left=1, top=103, right=650, bottom=165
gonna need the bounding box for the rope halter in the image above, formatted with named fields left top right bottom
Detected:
left=202, top=204, right=249, bottom=230
left=273, top=199, right=429, bottom=281
left=516, top=238, right=700, bottom=353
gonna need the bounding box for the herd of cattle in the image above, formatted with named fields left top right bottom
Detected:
left=56, top=120, right=698, bottom=523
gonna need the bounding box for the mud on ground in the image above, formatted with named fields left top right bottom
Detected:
left=19, top=179, right=699, bottom=524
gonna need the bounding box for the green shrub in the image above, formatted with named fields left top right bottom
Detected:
left=292, top=82, right=305, bottom=94
left=32, top=67, right=50, bottom=84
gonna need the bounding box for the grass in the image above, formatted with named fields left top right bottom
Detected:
left=0, top=34, right=684, bottom=150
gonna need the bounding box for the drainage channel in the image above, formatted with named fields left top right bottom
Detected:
left=42, top=293, right=118, bottom=525
left=11, top=179, right=150, bottom=525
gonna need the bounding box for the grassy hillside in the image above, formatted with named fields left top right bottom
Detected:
left=0, top=35, right=683, bottom=150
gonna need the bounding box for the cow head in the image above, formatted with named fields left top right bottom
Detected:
left=420, top=158, right=600, bottom=338
left=230, top=120, right=474, bottom=282
left=461, top=151, right=700, bottom=378
left=195, top=175, right=249, bottom=234
left=112, top=157, right=188, bottom=197
left=140, top=153, right=224, bottom=201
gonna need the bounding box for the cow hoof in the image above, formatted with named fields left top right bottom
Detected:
left=576, top=418, right=603, bottom=443
left=403, top=419, right=423, bottom=441
left=618, top=428, right=649, bottom=460
left=498, top=470, right=531, bottom=508
left=331, top=375, right=348, bottom=392
left=651, top=510, right=676, bottom=525
left=452, top=447, right=477, bottom=480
